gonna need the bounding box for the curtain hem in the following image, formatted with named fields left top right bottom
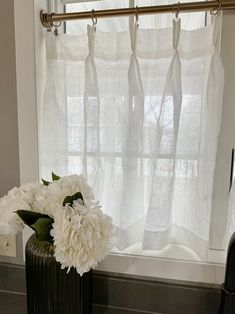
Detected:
left=143, top=224, right=209, bottom=261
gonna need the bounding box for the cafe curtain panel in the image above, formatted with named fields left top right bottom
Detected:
left=39, top=16, right=224, bottom=260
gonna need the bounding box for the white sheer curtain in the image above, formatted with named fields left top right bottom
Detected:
left=39, top=15, right=224, bottom=260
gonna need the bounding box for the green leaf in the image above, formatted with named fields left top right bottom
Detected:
left=31, top=217, right=54, bottom=242
left=16, top=210, right=54, bottom=243
left=52, top=172, right=60, bottom=181
left=63, top=192, right=84, bottom=207
left=42, top=179, right=51, bottom=186
left=16, top=210, right=51, bottom=226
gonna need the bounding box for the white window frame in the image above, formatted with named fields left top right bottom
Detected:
left=15, top=0, right=235, bottom=284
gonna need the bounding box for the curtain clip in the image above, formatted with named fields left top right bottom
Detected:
left=210, top=0, right=222, bottom=15
left=52, top=21, right=61, bottom=36
left=175, top=1, right=180, bottom=19
left=91, top=9, right=97, bottom=32
left=135, top=6, right=139, bottom=28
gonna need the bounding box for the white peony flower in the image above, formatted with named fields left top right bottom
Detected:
left=0, top=182, right=42, bottom=234
left=32, top=174, right=94, bottom=217
left=0, top=195, right=24, bottom=234
left=51, top=201, right=113, bottom=276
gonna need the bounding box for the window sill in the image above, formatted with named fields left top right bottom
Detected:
left=96, top=244, right=226, bottom=285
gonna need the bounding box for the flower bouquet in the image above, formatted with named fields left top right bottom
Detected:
left=0, top=173, right=113, bottom=275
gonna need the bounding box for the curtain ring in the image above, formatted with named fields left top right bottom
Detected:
left=52, top=21, right=61, bottom=28
left=210, top=0, right=222, bottom=15
left=91, top=9, right=97, bottom=26
left=175, top=1, right=180, bottom=19
left=135, top=5, right=139, bottom=28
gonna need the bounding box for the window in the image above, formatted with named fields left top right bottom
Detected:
left=18, top=1, right=235, bottom=283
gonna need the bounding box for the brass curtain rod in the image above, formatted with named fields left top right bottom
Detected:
left=40, top=0, right=235, bottom=28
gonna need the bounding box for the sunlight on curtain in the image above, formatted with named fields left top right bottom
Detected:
left=39, top=13, right=224, bottom=260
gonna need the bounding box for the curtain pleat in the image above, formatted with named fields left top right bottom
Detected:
left=143, top=18, right=183, bottom=250
left=113, top=24, right=146, bottom=248
left=83, top=25, right=101, bottom=182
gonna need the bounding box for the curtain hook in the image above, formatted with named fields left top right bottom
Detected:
left=91, top=9, right=97, bottom=30
left=175, top=1, right=180, bottom=19
left=135, top=5, right=139, bottom=28
left=210, top=0, right=222, bottom=15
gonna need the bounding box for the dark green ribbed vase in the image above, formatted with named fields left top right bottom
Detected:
left=25, top=234, right=92, bottom=314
